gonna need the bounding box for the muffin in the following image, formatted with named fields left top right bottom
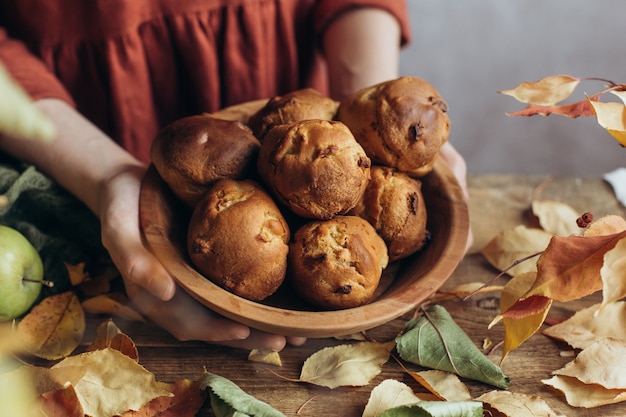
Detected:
left=257, top=119, right=371, bottom=219
left=151, top=114, right=261, bottom=208
left=350, top=166, right=429, bottom=262
left=337, top=76, right=450, bottom=177
left=288, top=216, right=389, bottom=310
left=187, top=179, right=290, bottom=301
left=248, top=88, right=339, bottom=140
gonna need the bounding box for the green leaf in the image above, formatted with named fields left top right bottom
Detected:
left=395, top=305, right=510, bottom=389
left=379, top=400, right=483, bottom=417
left=200, top=372, right=286, bottom=417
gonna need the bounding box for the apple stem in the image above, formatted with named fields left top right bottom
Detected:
left=23, top=278, right=55, bottom=287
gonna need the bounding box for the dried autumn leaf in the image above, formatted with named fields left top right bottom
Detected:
left=481, top=225, right=552, bottom=276
left=490, top=272, right=552, bottom=363
left=362, top=379, right=422, bottom=417
left=200, top=371, right=286, bottom=417
left=65, top=262, right=88, bottom=286
left=584, top=214, right=626, bottom=237
left=410, top=370, right=472, bottom=402
left=36, top=385, right=84, bottom=417
left=81, top=293, right=145, bottom=322
left=86, top=319, right=139, bottom=361
left=248, top=349, right=282, bottom=366
left=589, top=98, right=626, bottom=146
left=600, top=236, right=626, bottom=307
left=477, top=390, right=566, bottom=417
left=16, top=291, right=85, bottom=360
left=121, top=377, right=207, bottom=417
left=542, top=302, right=626, bottom=349
left=430, top=282, right=503, bottom=303
left=299, top=341, right=394, bottom=388
left=396, top=305, right=510, bottom=389
left=527, top=230, right=626, bottom=302
left=499, top=75, right=580, bottom=106
left=506, top=96, right=598, bottom=118
left=542, top=338, right=626, bottom=407
left=531, top=200, right=581, bottom=236
left=49, top=348, right=172, bottom=417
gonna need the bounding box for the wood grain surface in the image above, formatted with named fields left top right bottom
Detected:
left=85, top=174, right=626, bottom=417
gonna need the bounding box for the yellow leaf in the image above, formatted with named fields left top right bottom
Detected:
left=492, top=272, right=552, bottom=363
left=248, top=349, right=282, bottom=367
left=543, top=302, right=626, bottom=349
left=410, top=370, right=472, bottom=402
left=16, top=291, right=85, bottom=360
left=81, top=293, right=145, bottom=322
left=531, top=200, right=581, bottom=236
left=481, top=225, right=552, bottom=276
left=499, top=75, right=580, bottom=106
left=600, top=236, right=626, bottom=307
left=362, top=379, right=422, bottom=417
left=588, top=99, right=626, bottom=146
left=65, top=262, right=88, bottom=286
left=299, top=341, right=394, bottom=388
left=49, top=348, right=172, bottom=417
left=477, top=390, right=566, bottom=417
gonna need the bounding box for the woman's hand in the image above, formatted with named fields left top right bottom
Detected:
left=98, top=163, right=306, bottom=349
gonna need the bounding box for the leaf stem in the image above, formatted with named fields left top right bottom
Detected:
left=23, top=278, right=54, bottom=287
left=420, top=306, right=460, bottom=375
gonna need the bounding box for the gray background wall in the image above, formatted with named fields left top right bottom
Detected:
left=399, top=1, right=626, bottom=176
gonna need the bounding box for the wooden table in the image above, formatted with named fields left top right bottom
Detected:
left=83, top=174, right=626, bottom=417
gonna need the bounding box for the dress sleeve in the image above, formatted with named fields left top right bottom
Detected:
left=313, top=0, right=411, bottom=46
left=0, top=28, right=75, bottom=105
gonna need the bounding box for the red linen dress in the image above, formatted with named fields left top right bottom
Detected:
left=0, top=0, right=409, bottom=163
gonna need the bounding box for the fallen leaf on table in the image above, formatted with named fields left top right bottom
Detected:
left=200, top=371, right=286, bottom=417
left=85, top=319, right=139, bottom=361
left=531, top=200, right=581, bottom=237
left=16, top=291, right=85, bottom=360
left=36, top=384, right=84, bottom=417
left=378, top=400, right=483, bottom=417
left=299, top=341, right=394, bottom=388
left=121, top=377, right=207, bottom=417
left=362, top=379, right=422, bottom=417
left=248, top=349, right=282, bottom=366
left=600, top=235, right=626, bottom=307
left=49, top=348, right=172, bottom=417
left=489, top=272, right=552, bottom=363
left=410, top=370, right=472, bottom=402
left=477, top=390, right=566, bottom=417
left=542, top=301, right=626, bottom=349
left=542, top=338, right=626, bottom=407
left=81, top=292, right=145, bottom=322
left=481, top=225, right=552, bottom=276
left=498, top=75, right=581, bottom=106
left=396, top=305, right=510, bottom=389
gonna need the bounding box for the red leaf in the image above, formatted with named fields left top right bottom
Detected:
left=36, top=385, right=84, bottom=417
left=500, top=295, right=552, bottom=320
left=506, top=94, right=601, bottom=118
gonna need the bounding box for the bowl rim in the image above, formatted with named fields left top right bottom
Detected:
left=139, top=155, right=469, bottom=338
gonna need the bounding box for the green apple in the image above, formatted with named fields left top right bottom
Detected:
left=0, top=225, right=44, bottom=321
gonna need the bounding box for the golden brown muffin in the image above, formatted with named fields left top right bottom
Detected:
left=187, top=179, right=290, bottom=301
left=336, top=76, right=450, bottom=177
left=248, top=88, right=339, bottom=140
left=150, top=114, right=261, bottom=208
left=288, top=216, right=389, bottom=310
left=349, top=166, right=429, bottom=262
left=257, top=119, right=371, bottom=220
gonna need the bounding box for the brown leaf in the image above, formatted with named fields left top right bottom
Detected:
left=65, top=262, right=89, bottom=286
left=81, top=292, right=145, bottom=322
left=589, top=99, right=626, bottom=146
left=528, top=231, right=626, bottom=302
left=499, top=75, right=581, bottom=106
left=16, top=291, right=86, bottom=360
left=36, top=384, right=84, bottom=417
left=584, top=214, right=626, bottom=237
left=600, top=236, right=626, bottom=307
left=506, top=95, right=599, bottom=118
left=121, top=377, right=207, bottom=417
left=86, top=319, right=139, bottom=361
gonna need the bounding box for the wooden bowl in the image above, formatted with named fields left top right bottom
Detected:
left=139, top=154, right=469, bottom=338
